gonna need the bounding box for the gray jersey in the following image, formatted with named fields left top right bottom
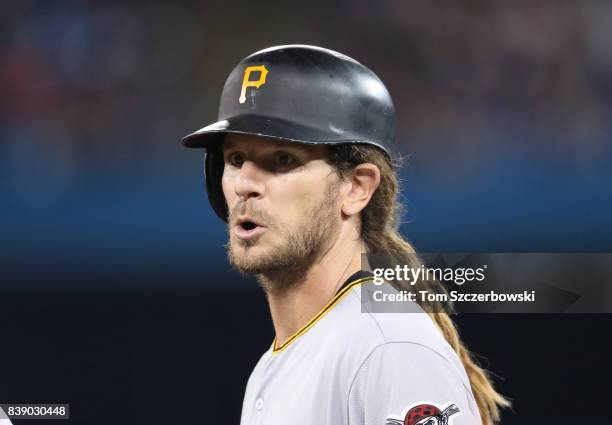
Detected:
left=240, top=274, right=482, bottom=425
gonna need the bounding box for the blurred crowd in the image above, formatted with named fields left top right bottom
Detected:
left=2, top=0, right=611, bottom=205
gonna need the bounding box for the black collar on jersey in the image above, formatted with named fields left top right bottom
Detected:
left=335, top=270, right=374, bottom=296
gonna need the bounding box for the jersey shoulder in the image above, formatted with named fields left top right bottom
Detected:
left=336, top=283, right=452, bottom=352
left=329, top=283, right=470, bottom=386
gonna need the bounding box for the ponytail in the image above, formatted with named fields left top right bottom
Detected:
left=329, top=144, right=510, bottom=425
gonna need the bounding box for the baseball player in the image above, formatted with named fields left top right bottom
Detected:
left=182, top=45, right=509, bottom=425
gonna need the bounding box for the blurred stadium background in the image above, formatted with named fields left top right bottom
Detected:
left=1, top=1, right=611, bottom=424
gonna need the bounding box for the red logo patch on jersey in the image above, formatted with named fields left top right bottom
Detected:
left=385, top=401, right=461, bottom=425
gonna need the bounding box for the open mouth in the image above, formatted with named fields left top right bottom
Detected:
left=234, top=217, right=266, bottom=240
left=240, top=221, right=258, bottom=231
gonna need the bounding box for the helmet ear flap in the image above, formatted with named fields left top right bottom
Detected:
left=205, top=148, right=229, bottom=222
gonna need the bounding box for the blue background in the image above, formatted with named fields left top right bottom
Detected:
left=1, top=1, right=612, bottom=424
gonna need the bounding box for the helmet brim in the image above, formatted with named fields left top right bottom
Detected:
left=181, top=114, right=389, bottom=153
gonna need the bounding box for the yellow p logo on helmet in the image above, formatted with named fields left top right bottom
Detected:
left=239, top=65, right=268, bottom=104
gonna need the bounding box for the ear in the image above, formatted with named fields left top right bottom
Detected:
left=341, top=163, right=381, bottom=217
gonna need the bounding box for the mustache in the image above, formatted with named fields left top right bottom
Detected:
left=228, top=201, right=273, bottom=228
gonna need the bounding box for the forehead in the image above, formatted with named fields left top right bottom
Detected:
left=221, top=133, right=327, bottom=155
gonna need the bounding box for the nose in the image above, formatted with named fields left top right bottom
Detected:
left=234, top=160, right=265, bottom=201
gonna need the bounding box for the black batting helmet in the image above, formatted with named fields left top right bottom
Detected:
left=182, top=44, right=396, bottom=221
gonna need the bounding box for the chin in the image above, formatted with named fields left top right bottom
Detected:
left=231, top=243, right=260, bottom=258
left=230, top=240, right=268, bottom=261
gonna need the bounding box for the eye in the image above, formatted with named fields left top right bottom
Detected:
left=226, top=152, right=245, bottom=167
left=273, top=151, right=296, bottom=168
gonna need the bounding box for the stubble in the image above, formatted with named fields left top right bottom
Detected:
left=226, top=181, right=341, bottom=295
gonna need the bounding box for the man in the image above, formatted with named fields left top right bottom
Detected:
left=182, top=45, right=508, bottom=425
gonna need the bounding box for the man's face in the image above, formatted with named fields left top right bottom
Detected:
left=221, top=134, right=342, bottom=282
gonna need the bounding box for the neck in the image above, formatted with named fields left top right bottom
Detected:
left=263, top=232, right=366, bottom=348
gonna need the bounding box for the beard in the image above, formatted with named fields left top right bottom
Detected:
left=226, top=181, right=341, bottom=295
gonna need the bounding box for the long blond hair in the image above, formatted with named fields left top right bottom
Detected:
left=329, top=144, right=511, bottom=425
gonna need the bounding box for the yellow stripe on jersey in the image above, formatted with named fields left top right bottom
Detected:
left=271, top=276, right=373, bottom=354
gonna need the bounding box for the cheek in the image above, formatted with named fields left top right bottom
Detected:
left=269, top=176, right=327, bottom=218
left=221, top=171, right=235, bottom=205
